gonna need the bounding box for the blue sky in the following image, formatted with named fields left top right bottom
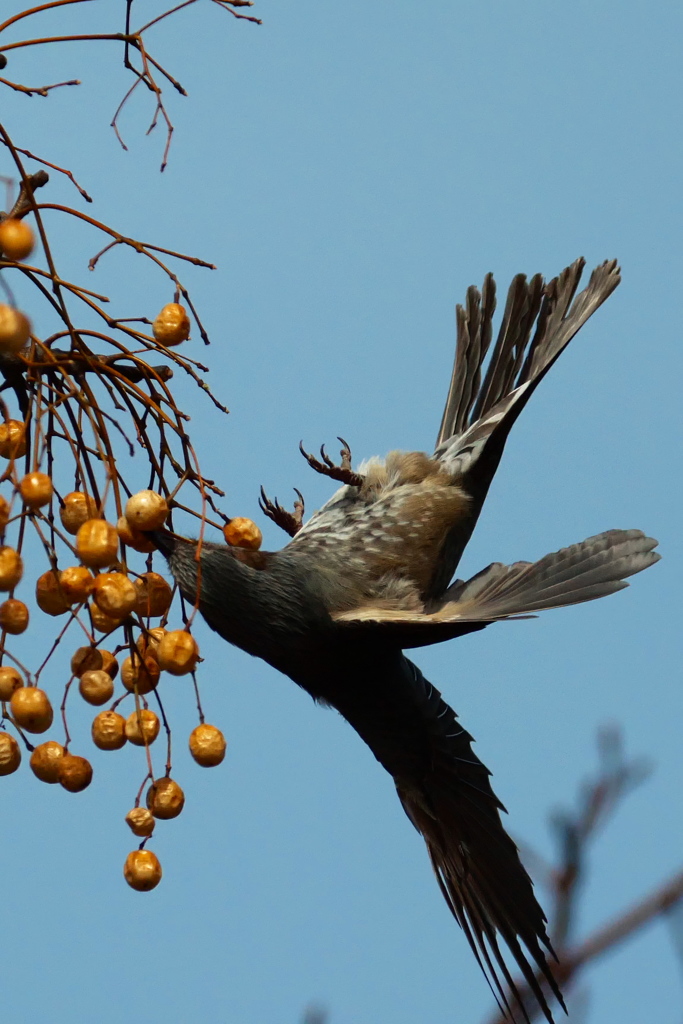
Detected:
left=0, top=1, right=681, bottom=1022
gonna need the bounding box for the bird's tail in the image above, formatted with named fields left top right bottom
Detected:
left=435, top=258, right=620, bottom=487
left=388, top=659, right=565, bottom=1023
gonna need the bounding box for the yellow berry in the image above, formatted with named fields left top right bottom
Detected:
left=78, top=669, right=114, bottom=706
left=0, top=598, right=28, bottom=634
left=57, top=753, right=93, bottom=792
left=0, top=218, right=35, bottom=261
left=30, top=740, right=65, bottom=783
left=59, top=492, right=98, bottom=535
left=0, top=665, right=23, bottom=701
left=89, top=602, right=125, bottom=635
left=0, top=731, right=21, bottom=775
left=91, top=710, right=127, bottom=751
left=152, top=303, right=190, bottom=348
left=0, top=494, right=10, bottom=532
left=136, top=628, right=166, bottom=663
left=71, top=646, right=101, bottom=678
left=36, top=569, right=70, bottom=615
left=125, top=490, right=169, bottom=531
left=116, top=516, right=155, bottom=553
left=0, top=304, right=30, bottom=355
left=124, top=848, right=162, bottom=891
left=223, top=517, right=262, bottom=550
left=134, top=572, right=173, bottom=618
left=156, top=630, right=199, bottom=676
left=189, top=723, right=226, bottom=767
left=0, top=420, right=26, bottom=460
left=0, top=547, right=22, bottom=590
left=18, top=471, right=52, bottom=509
left=70, top=646, right=116, bottom=679
left=121, top=654, right=160, bottom=695
left=10, top=686, right=53, bottom=733
left=92, top=572, right=137, bottom=618
left=59, top=566, right=94, bottom=604
left=146, top=777, right=185, bottom=819
left=99, top=649, right=118, bottom=679
left=125, top=708, right=160, bottom=746
left=76, top=519, right=118, bottom=568
left=125, top=807, right=155, bottom=838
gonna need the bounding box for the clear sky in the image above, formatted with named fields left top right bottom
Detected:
left=0, top=2, right=681, bottom=1022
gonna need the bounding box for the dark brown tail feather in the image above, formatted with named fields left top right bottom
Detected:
left=394, top=659, right=566, bottom=1023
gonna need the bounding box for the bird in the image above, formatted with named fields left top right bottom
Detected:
left=152, top=257, right=659, bottom=1023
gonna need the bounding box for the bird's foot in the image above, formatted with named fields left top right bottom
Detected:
left=298, top=437, right=363, bottom=487
left=258, top=486, right=305, bottom=537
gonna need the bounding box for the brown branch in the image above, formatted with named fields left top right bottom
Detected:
left=0, top=0, right=95, bottom=36
left=0, top=76, right=79, bottom=97
left=28, top=347, right=174, bottom=384
left=11, top=149, right=92, bottom=199
left=211, top=0, right=262, bottom=24
left=0, top=33, right=134, bottom=55
left=2, top=169, right=49, bottom=220
left=572, top=871, right=683, bottom=970
left=33, top=203, right=214, bottom=268
left=484, top=870, right=683, bottom=1024
left=138, top=0, right=199, bottom=35
left=484, top=729, right=674, bottom=1024
left=3, top=262, right=109, bottom=301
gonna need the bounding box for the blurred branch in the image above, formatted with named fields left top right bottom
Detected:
left=573, top=870, right=683, bottom=969
left=484, top=727, right=682, bottom=1024
left=548, top=724, right=651, bottom=952
left=302, top=1008, right=328, bottom=1024
left=485, top=871, right=683, bottom=1024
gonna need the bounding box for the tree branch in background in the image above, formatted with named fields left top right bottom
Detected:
left=302, top=1007, right=328, bottom=1024
left=299, top=728, right=682, bottom=1024
left=484, top=726, right=683, bottom=1024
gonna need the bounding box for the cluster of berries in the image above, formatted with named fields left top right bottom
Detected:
left=0, top=214, right=265, bottom=890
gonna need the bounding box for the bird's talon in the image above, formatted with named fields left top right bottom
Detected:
left=337, top=437, right=353, bottom=472
left=299, top=438, right=363, bottom=488
left=258, top=485, right=304, bottom=537
left=292, top=488, right=305, bottom=525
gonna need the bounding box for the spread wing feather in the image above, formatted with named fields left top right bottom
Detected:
left=435, top=258, right=620, bottom=466
left=443, top=530, right=660, bottom=616
left=332, top=530, right=660, bottom=647
left=288, top=260, right=622, bottom=604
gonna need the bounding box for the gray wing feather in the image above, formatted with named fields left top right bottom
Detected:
left=332, top=530, right=660, bottom=648
left=435, top=259, right=621, bottom=477
left=441, top=529, right=660, bottom=617
left=439, top=274, right=497, bottom=440
left=425, top=259, right=622, bottom=598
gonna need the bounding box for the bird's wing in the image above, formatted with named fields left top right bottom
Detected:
left=427, top=258, right=621, bottom=596
left=331, top=651, right=565, bottom=1023
left=288, top=261, right=622, bottom=603
left=435, top=257, right=620, bottom=472
left=332, top=530, right=660, bottom=647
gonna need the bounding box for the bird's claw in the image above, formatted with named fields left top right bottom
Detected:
left=299, top=437, right=363, bottom=487
left=258, top=486, right=305, bottom=537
